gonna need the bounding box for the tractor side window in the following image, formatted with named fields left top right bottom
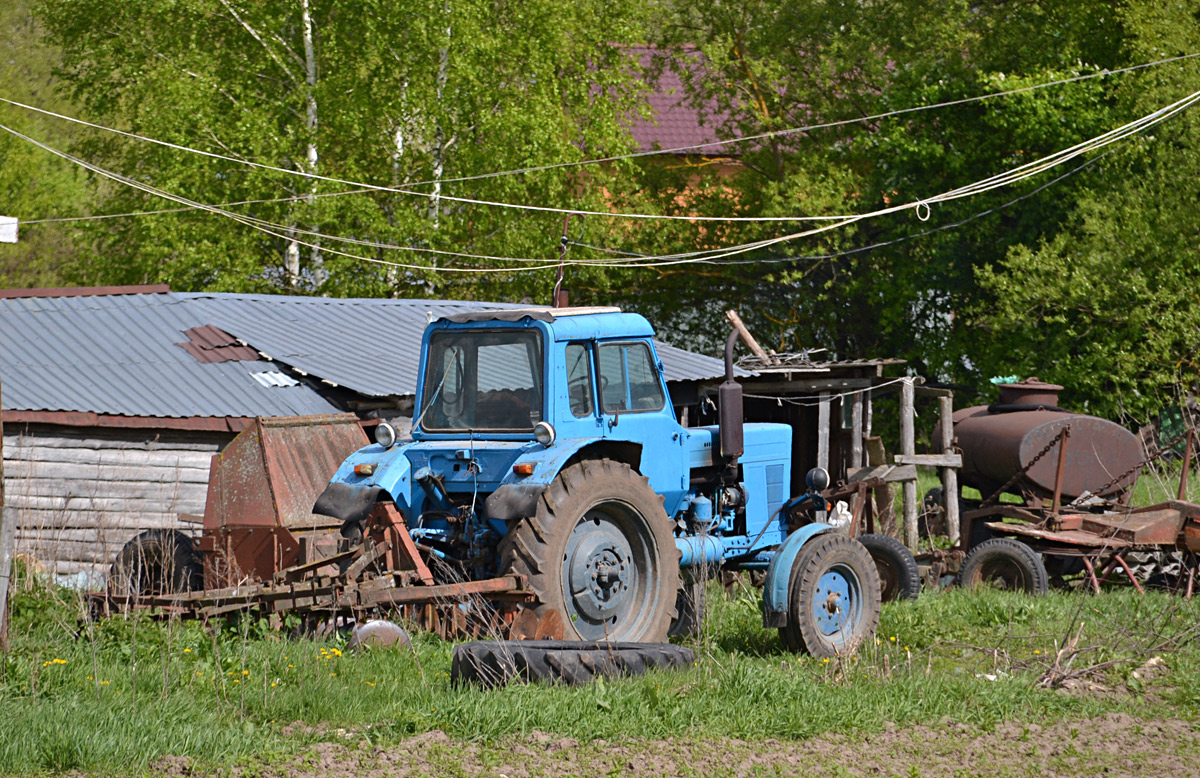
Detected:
left=597, top=342, right=665, bottom=413
left=565, top=342, right=594, bottom=417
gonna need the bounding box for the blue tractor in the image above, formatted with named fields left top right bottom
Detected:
left=313, top=307, right=881, bottom=656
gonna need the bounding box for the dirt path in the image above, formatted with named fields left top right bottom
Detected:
left=153, top=713, right=1199, bottom=777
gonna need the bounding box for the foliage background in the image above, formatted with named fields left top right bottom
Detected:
left=1, top=0, right=1199, bottom=420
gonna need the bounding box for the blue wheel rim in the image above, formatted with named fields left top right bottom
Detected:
left=810, top=563, right=864, bottom=641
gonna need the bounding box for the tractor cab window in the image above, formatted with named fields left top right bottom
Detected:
left=597, top=341, right=665, bottom=413
left=420, top=329, right=543, bottom=432
left=565, top=342, right=594, bottom=417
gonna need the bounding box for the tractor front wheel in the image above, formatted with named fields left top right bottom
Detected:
left=499, top=459, right=680, bottom=643
left=779, top=534, right=881, bottom=658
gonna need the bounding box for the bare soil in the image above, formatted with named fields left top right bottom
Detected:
left=151, top=713, right=1199, bottom=777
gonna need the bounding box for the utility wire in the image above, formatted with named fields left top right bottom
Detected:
left=1, top=51, right=1197, bottom=223
left=20, top=188, right=374, bottom=224
left=3, top=86, right=1196, bottom=271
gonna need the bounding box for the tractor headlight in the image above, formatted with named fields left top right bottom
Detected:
left=374, top=421, right=397, bottom=449
left=534, top=421, right=556, bottom=447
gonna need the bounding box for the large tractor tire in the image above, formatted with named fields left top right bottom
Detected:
left=779, top=534, right=881, bottom=658
left=109, top=529, right=203, bottom=597
left=858, top=534, right=921, bottom=602
left=499, top=459, right=680, bottom=643
left=451, top=640, right=695, bottom=687
left=960, top=537, right=1048, bottom=595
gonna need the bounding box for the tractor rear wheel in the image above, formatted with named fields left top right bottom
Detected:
left=499, top=459, right=679, bottom=643
left=779, top=534, right=881, bottom=658
left=109, top=529, right=202, bottom=597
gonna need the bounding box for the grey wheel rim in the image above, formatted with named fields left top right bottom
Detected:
left=561, top=500, right=659, bottom=640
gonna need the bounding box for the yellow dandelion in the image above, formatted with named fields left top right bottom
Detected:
left=288, top=664, right=294, bottom=669
left=233, top=679, right=240, bottom=684
left=1034, top=650, right=1041, bottom=655
left=87, top=675, right=94, bottom=681
left=242, top=670, right=249, bottom=676
left=890, top=636, right=896, bottom=642
left=271, top=682, right=277, bottom=688
left=183, top=648, right=191, bottom=654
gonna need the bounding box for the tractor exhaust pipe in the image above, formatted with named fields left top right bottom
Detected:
left=719, top=328, right=744, bottom=467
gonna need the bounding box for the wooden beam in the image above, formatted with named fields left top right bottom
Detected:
left=894, top=453, right=963, bottom=468
left=900, top=378, right=918, bottom=551
left=851, top=394, right=864, bottom=470
left=847, top=464, right=917, bottom=484
left=817, top=392, right=830, bottom=474
left=938, top=395, right=961, bottom=545
left=725, top=310, right=776, bottom=364
left=0, top=376, right=10, bottom=652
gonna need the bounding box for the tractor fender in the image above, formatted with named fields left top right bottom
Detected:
left=313, top=444, right=413, bottom=523
left=482, top=437, right=611, bottom=520
left=761, top=522, right=835, bottom=629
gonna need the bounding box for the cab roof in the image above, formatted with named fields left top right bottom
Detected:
left=436, top=306, right=654, bottom=341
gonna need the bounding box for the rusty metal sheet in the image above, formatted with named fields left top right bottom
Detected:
left=984, top=521, right=1132, bottom=548
left=203, top=414, right=367, bottom=534
left=1079, top=509, right=1184, bottom=546
left=258, top=415, right=369, bottom=530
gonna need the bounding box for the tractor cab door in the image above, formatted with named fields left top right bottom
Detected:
left=594, top=340, right=688, bottom=508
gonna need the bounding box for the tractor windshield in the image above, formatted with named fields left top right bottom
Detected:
left=419, top=329, right=544, bottom=432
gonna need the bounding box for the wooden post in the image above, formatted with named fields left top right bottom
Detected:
left=864, top=390, right=873, bottom=437
left=938, top=395, right=960, bottom=545
left=851, top=393, right=863, bottom=470
left=817, top=391, right=831, bottom=474
left=0, top=377, right=11, bottom=652
left=900, top=379, right=918, bottom=551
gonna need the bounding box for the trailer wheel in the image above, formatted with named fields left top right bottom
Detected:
left=960, top=538, right=1048, bottom=595
left=498, top=459, right=680, bottom=643
left=109, top=529, right=202, bottom=597
left=858, top=534, right=921, bottom=602
left=779, top=534, right=881, bottom=658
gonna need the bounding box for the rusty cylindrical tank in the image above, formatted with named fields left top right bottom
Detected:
left=934, top=378, right=1142, bottom=501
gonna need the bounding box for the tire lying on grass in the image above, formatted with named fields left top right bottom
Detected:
left=858, top=533, right=921, bottom=602
left=109, top=529, right=202, bottom=597
left=451, top=640, right=695, bottom=688
left=959, top=537, right=1048, bottom=595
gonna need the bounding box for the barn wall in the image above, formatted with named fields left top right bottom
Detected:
left=0, top=424, right=232, bottom=582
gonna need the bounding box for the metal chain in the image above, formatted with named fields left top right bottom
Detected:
left=979, top=427, right=1070, bottom=508
left=1086, top=425, right=1194, bottom=499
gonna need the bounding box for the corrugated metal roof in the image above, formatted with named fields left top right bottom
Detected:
left=186, top=293, right=742, bottom=397
left=0, top=291, right=742, bottom=419
left=0, top=293, right=339, bottom=419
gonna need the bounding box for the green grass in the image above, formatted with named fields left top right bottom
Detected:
left=2, top=572, right=1199, bottom=776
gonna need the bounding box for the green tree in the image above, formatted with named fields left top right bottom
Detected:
left=973, top=1, right=1200, bottom=420
left=0, top=0, right=94, bottom=287
left=624, top=0, right=1132, bottom=379
left=32, top=0, right=652, bottom=298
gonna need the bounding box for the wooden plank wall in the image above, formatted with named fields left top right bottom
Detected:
left=0, top=425, right=232, bottom=581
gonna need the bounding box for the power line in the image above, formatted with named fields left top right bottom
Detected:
left=3, top=85, right=1196, bottom=272
left=2, top=51, right=1197, bottom=223
left=20, top=188, right=373, bottom=224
